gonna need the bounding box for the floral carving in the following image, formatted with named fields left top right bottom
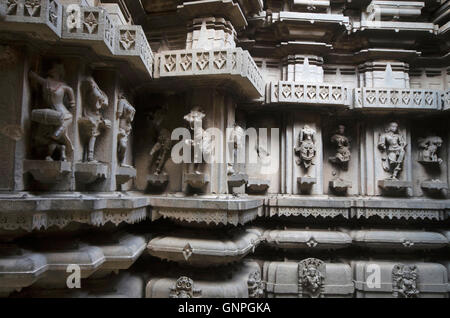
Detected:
left=25, top=0, right=41, bottom=17
left=83, top=12, right=99, bottom=34
left=120, top=30, right=136, bottom=50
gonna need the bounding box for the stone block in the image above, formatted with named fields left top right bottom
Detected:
left=75, top=162, right=108, bottom=185
left=352, top=261, right=448, bottom=298
left=23, top=160, right=72, bottom=184
left=246, top=179, right=270, bottom=194
left=116, top=166, right=136, bottom=186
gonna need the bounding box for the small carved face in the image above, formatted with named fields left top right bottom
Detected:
left=337, top=125, right=345, bottom=135
left=388, top=122, right=399, bottom=133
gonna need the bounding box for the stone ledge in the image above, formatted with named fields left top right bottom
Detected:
left=267, top=81, right=351, bottom=107
left=153, top=48, right=264, bottom=99
left=75, top=162, right=109, bottom=185
left=354, top=88, right=442, bottom=110
left=147, top=228, right=262, bottom=266
left=23, top=160, right=72, bottom=184
left=0, top=232, right=147, bottom=297
left=1, top=0, right=153, bottom=78
left=146, top=261, right=261, bottom=298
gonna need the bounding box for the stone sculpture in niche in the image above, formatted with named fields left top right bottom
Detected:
left=117, top=95, right=136, bottom=167
left=295, top=125, right=316, bottom=169
left=392, top=264, right=419, bottom=298
left=183, top=107, right=212, bottom=175
left=169, top=276, right=202, bottom=298
left=378, top=122, right=406, bottom=180
left=329, top=125, right=351, bottom=169
left=298, top=258, right=325, bottom=298
left=79, top=76, right=111, bottom=162
left=29, top=64, right=75, bottom=161
left=150, top=128, right=172, bottom=175
left=227, top=121, right=245, bottom=176
left=418, top=135, right=443, bottom=165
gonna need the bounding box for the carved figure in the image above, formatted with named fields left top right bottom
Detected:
left=29, top=64, right=75, bottom=161
left=227, top=122, right=245, bottom=175
left=117, top=95, right=135, bottom=167
left=248, top=270, right=265, bottom=298
left=169, top=276, right=202, bottom=298
left=418, top=135, right=443, bottom=164
left=295, top=125, right=316, bottom=169
left=79, top=76, right=111, bottom=162
left=392, top=264, right=419, bottom=298
left=329, top=125, right=351, bottom=169
left=150, top=128, right=172, bottom=175
left=298, top=258, right=325, bottom=298
left=378, top=122, right=406, bottom=179
left=184, top=107, right=212, bottom=174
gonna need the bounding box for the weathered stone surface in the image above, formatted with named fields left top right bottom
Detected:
left=352, top=261, right=448, bottom=298
left=264, top=229, right=352, bottom=250
left=263, top=260, right=354, bottom=298
left=75, top=162, right=108, bottom=185
left=351, top=230, right=449, bottom=250
left=148, top=228, right=262, bottom=266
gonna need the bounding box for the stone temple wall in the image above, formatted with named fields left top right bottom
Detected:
left=0, top=0, right=449, bottom=298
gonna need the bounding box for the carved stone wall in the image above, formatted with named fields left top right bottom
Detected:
left=0, top=0, right=449, bottom=299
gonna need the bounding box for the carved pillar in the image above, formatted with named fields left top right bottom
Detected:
left=281, top=55, right=324, bottom=83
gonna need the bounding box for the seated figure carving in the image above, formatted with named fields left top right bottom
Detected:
left=29, top=63, right=75, bottom=161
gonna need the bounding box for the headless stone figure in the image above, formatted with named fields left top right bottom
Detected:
left=29, top=64, right=75, bottom=161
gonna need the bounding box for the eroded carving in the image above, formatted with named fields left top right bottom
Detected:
left=79, top=76, right=111, bottom=162
left=329, top=125, right=351, bottom=169
left=298, top=258, right=325, bottom=298
left=418, top=135, right=443, bottom=165
left=169, top=276, right=202, bottom=298
left=248, top=270, right=264, bottom=298
left=183, top=107, right=212, bottom=175
left=392, top=264, right=419, bottom=298
left=29, top=64, right=75, bottom=161
left=378, top=122, right=406, bottom=180
left=117, top=95, right=135, bottom=167
left=295, top=125, right=316, bottom=169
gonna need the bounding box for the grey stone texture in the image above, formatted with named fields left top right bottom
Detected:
left=0, top=0, right=449, bottom=298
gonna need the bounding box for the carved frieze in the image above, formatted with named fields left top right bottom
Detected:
left=392, top=264, right=419, bottom=298
left=298, top=258, right=326, bottom=298
left=169, top=277, right=202, bottom=298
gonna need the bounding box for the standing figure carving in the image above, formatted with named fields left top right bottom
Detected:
left=150, top=128, right=172, bottom=175
left=29, top=63, right=75, bottom=161
left=117, top=95, right=135, bottom=167
left=378, top=122, right=407, bottom=180
left=418, top=135, right=443, bottom=165
left=228, top=122, right=245, bottom=176
left=295, top=125, right=316, bottom=169
left=79, top=76, right=111, bottom=162
left=184, top=107, right=212, bottom=175
left=329, top=125, right=351, bottom=170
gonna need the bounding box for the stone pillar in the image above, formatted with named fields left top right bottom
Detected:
left=358, top=60, right=410, bottom=88
left=281, top=55, right=324, bottom=83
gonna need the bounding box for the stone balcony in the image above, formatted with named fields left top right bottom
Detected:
left=266, top=81, right=351, bottom=108
left=1, top=0, right=153, bottom=78
left=153, top=47, right=265, bottom=99
left=354, top=87, right=442, bottom=111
